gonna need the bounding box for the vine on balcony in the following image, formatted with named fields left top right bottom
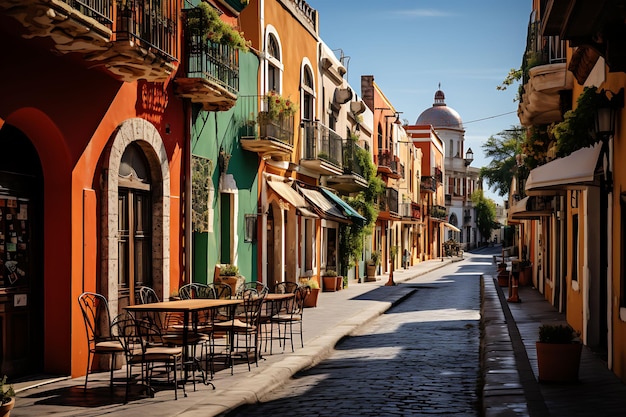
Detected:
left=188, top=2, right=250, bottom=51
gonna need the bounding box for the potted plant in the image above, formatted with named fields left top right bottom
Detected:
left=302, top=278, right=320, bottom=308
left=0, top=376, right=15, bottom=417
left=214, top=263, right=243, bottom=294
left=536, top=324, right=582, bottom=383
left=366, top=251, right=381, bottom=282
left=497, top=262, right=509, bottom=287
left=322, top=270, right=338, bottom=292
left=519, top=259, right=532, bottom=286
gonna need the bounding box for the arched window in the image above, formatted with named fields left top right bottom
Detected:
left=267, top=34, right=281, bottom=93
left=301, top=65, right=314, bottom=122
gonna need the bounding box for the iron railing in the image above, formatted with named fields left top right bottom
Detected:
left=522, top=19, right=567, bottom=84
left=115, top=0, right=177, bottom=60
left=183, top=8, right=239, bottom=95
left=302, top=121, right=343, bottom=167
left=238, top=95, right=295, bottom=145
left=61, top=0, right=112, bottom=25
left=342, top=140, right=365, bottom=177
left=421, top=176, right=436, bottom=193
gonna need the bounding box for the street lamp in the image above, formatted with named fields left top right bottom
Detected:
left=464, top=147, right=474, bottom=166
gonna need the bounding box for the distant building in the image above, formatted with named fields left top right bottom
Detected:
left=416, top=88, right=482, bottom=248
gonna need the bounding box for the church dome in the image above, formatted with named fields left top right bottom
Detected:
left=416, top=89, right=464, bottom=130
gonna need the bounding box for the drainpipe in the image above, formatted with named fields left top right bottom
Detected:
left=184, top=100, right=192, bottom=286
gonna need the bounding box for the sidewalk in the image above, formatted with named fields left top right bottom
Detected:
left=10, top=253, right=626, bottom=416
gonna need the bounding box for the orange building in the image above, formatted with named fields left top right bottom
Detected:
left=0, top=0, right=249, bottom=380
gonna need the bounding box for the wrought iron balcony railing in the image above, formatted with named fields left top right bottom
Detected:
left=302, top=121, right=343, bottom=167
left=430, top=204, right=447, bottom=220
left=115, top=0, right=177, bottom=60
left=421, top=176, right=436, bottom=193
left=378, top=187, right=399, bottom=215
left=522, top=19, right=566, bottom=85
left=342, top=140, right=365, bottom=177
left=183, top=8, right=239, bottom=96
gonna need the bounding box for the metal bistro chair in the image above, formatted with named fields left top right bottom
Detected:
left=212, top=290, right=266, bottom=374
left=235, top=281, right=269, bottom=299
left=270, top=285, right=307, bottom=352
left=113, top=312, right=186, bottom=403
left=78, top=292, right=125, bottom=391
left=179, top=282, right=215, bottom=300
left=263, top=282, right=299, bottom=353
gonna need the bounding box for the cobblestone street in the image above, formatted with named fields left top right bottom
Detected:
left=228, top=262, right=482, bottom=417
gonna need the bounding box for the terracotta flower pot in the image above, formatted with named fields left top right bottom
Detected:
left=0, top=397, right=15, bottom=417
left=536, top=342, right=582, bottom=382
left=322, top=276, right=337, bottom=292
left=303, top=287, right=320, bottom=308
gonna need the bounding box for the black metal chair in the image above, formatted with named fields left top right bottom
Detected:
left=113, top=313, right=186, bottom=403
left=179, top=282, right=215, bottom=299
left=212, top=290, right=266, bottom=374
left=78, top=292, right=125, bottom=391
left=270, top=285, right=307, bottom=352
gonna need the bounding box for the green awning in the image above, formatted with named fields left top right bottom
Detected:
left=320, top=188, right=367, bottom=227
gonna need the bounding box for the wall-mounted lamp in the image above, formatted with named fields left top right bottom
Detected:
left=594, top=88, right=623, bottom=193
left=464, top=147, right=474, bottom=166
left=595, top=88, right=623, bottom=138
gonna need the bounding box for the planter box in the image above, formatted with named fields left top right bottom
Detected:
left=497, top=271, right=510, bottom=287
left=322, top=276, right=337, bottom=292
left=536, top=342, right=582, bottom=382
left=303, top=287, right=320, bottom=308
left=336, top=276, right=343, bottom=290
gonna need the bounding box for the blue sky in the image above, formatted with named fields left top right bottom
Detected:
left=310, top=1, right=530, bottom=202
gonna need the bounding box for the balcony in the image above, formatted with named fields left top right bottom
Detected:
left=376, top=150, right=402, bottom=179
left=518, top=19, right=573, bottom=127
left=239, top=96, right=295, bottom=161
left=1, top=0, right=180, bottom=82
left=420, top=176, right=436, bottom=193
left=175, top=8, right=239, bottom=111
left=377, top=187, right=399, bottom=219
left=300, top=121, right=343, bottom=176
left=0, top=1, right=113, bottom=58
left=542, top=0, right=626, bottom=78
left=326, top=139, right=368, bottom=194
left=430, top=204, right=447, bottom=221
left=399, top=202, right=421, bottom=220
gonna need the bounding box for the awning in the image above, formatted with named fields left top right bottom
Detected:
left=443, top=222, right=461, bottom=232
left=297, top=185, right=348, bottom=222
left=509, top=196, right=553, bottom=220
left=267, top=178, right=319, bottom=218
left=320, top=188, right=367, bottom=227
left=525, top=143, right=602, bottom=196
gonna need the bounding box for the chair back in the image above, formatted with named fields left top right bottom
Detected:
left=274, top=282, right=299, bottom=294
left=179, top=283, right=214, bottom=299
left=209, top=282, right=232, bottom=299
left=111, top=312, right=140, bottom=357
left=241, top=291, right=267, bottom=327
left=290, top=285, right=307, bottom=316
left=78, top=292, right=115, bottom=346
left=236, top=281, right=268, bottom=298
left=136, top=286, right=160, bottom=304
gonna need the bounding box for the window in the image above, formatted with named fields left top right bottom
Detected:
left=572, top=213, right=578, bottom=282
left=267, top=34, right=281, bottom=93
left=302, top=65, right=314, bottom=122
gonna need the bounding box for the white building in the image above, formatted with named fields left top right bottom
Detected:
left=415, top=88, right=482, bottom=249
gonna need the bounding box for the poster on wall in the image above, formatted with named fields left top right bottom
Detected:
left=0, top=197, right=29, bottom=287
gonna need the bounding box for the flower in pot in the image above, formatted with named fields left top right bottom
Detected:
left=322, top=269, right=339, bottom=292
left=536, top=324, right=582, bottom=383
left=366, top=251, right=381, bottom=281
left=215, top=264, right=242, bottom=294
left=302, top=278, right=320, bottom=308
left=0, top=375, right=15, bottom=417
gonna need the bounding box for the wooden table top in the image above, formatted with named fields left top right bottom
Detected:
left=125, top=298, right=242, bottom=313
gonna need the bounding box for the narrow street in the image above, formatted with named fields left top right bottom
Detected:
left=228, top=251, right=496, bottom=416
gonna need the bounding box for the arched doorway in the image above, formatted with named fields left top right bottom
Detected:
left=101, top=119, right=170, bottom=315
left=0, top=124, right=44, bottom=377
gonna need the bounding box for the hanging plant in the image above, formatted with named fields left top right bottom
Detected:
left=188, top=2, right=250, bottom=51
left=521, top=125, right=552, bottom=169
left=550, top=86, right=599, bottom=158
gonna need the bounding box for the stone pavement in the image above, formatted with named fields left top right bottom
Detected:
left=10, top=248, right=626, bottom=416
